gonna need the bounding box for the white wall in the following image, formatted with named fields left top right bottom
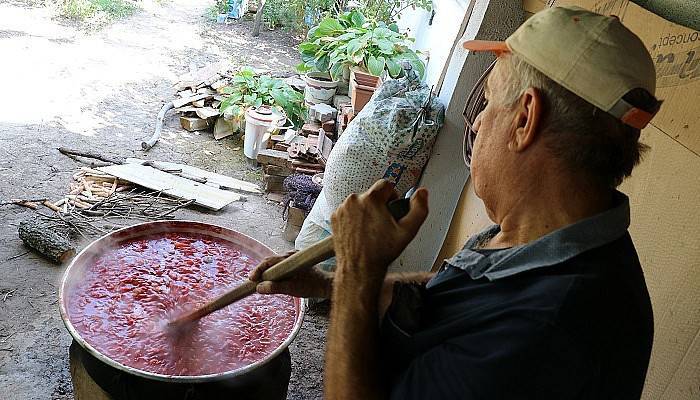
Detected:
left=397, top=0, right=473, bottom=86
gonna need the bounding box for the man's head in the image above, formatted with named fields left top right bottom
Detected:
left=462, top=6, right=661, bottom=217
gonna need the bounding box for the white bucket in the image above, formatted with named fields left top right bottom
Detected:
left=244, top=106, right=286, bottom=161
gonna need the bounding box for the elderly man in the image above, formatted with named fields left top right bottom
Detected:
left=251, top=6, right=660, bottom=399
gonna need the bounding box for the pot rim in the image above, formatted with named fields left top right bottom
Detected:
left=59, top=220, right=307, bottom=383
left=304, top=71, right=339, bottom=85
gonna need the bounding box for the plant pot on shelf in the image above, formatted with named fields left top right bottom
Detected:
left=350, top=69, right=382, bottom=114
left=304, top=72, right=339, bottom=105
left=351, top=68, right=382, bottom=89
left=350, top=78, right=378, bottom=114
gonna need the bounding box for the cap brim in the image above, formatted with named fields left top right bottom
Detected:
left=462, top=40, right=510, bottom=55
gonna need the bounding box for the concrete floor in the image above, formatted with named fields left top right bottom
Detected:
left=0, top=1, right=326, bottom=399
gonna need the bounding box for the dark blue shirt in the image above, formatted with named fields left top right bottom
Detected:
left=381, top=192, right=653, bottom=399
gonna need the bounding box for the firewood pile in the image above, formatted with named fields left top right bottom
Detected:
left=58, top=167, right=133, bottom=213
left=172, top=61, right=236, bottom=132
left=7, top=163, right=194, bottom=264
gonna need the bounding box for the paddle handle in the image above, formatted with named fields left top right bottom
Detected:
left=170, top=236, right=335, bottom=326
left=169, top=197, right=410, bottom=327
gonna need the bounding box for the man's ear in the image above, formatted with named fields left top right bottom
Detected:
left=509, top=87, right=542, bottom=152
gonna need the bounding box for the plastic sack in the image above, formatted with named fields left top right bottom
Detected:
left=295, top=73, right=444, bottom=269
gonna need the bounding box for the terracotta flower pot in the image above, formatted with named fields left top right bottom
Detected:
left=350, top=79, right=377, bottom=114
left=349, top=68, right=382, bottom=114
left=351, top=68, right=382, bottom=88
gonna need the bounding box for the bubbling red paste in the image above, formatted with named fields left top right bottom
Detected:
left=66, top=233, right=297, bottom=376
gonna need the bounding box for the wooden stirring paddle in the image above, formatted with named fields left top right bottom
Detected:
left=167, top=197, right=412, bottom=329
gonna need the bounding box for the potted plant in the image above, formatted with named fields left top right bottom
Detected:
left=218, top=66, right=306, bottom=131
left=296, top=10, right=425, bottom=81
left=296, top=10, right=425, bottom=110
left=303, top=71, right=340, bottom=105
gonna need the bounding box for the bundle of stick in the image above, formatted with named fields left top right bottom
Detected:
left=14, top=166, right=194, bottom=263
left=53, top=167, right=134, bottom=213
left=38, top=189, right=195, bottom=238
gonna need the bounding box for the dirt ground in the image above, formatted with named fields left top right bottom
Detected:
left=0, top=1, right=326, bottom=399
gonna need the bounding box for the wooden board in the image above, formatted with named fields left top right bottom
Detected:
left=98, top=164, right=242, bottom=210
left=172, top=94, right=213, bottom=109
left=195, top=107, right=220, bottom=119
left=125, top=158, right=261, bottom=194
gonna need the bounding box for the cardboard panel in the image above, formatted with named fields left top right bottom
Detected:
left=550, top=0, right=700, bottom=155
left=433, top=179, right=492, bottom=270
left=619, top=125, right=700, bottom=400
left=522, top=0, right=548, bottom=15
left=621, top=3, right=700, bottom=156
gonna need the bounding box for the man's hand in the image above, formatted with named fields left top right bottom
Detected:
left=248, top=251, right=333, bottom=299
left=331, top=179, right=429, bottom=288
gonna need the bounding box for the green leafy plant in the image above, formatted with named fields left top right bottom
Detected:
left=358, top=0, right=432, bottom=25
left=296, top=9, right=425, bottom=80
left=262, top=0, right=336, bottom=32
left=205, top=0, right=228, bottom=20
left=59, top=0, right=138, bottom=21
left=219, top=67, right=306, bottom=128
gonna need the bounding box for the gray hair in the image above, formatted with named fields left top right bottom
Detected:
left=496, top=54, right=649, bottom=188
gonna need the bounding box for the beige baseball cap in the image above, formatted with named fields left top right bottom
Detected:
left=463, top=6, right=660, bottom=129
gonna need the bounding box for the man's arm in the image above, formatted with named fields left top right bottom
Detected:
left=325, top=258, right=387, bottom=400
left=323, top=181, right=429, bottom=399
left=323, top=271, right=432, bottom=400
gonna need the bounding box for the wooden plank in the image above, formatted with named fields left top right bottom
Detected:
left=172, top=94, right=213, bottom=109
left=180, top=116, right=210, bottom=132
left=288, top=205, right=306, bottom=226
left=174, top=106, right=200, bottom=114
left=264, top=164, right=293, bottom=177
left=257, top=149, right=289, bottom=167
left=125, top=158, right=261, bottom=194
left=195, top=107, right=220, bottom=119
left=264, top=174, right=286, bottom=192
left=98, top=164, right=242, bottom=211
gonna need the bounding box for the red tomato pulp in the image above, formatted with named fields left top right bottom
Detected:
left=66, top=233, right=297, bottom=376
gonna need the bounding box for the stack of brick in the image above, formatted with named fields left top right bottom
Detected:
left=256, top=101, right=340, bottom=203
left=256, top=149, right=290, bottom=203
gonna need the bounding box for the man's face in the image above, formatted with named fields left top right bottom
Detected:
left=469, top=59, right=520, bottom=208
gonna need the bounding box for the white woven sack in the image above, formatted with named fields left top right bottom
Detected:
left=322, top=76, right=444, bottom=210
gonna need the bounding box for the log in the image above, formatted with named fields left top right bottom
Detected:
left=18, top=219, right=75, bottom=263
